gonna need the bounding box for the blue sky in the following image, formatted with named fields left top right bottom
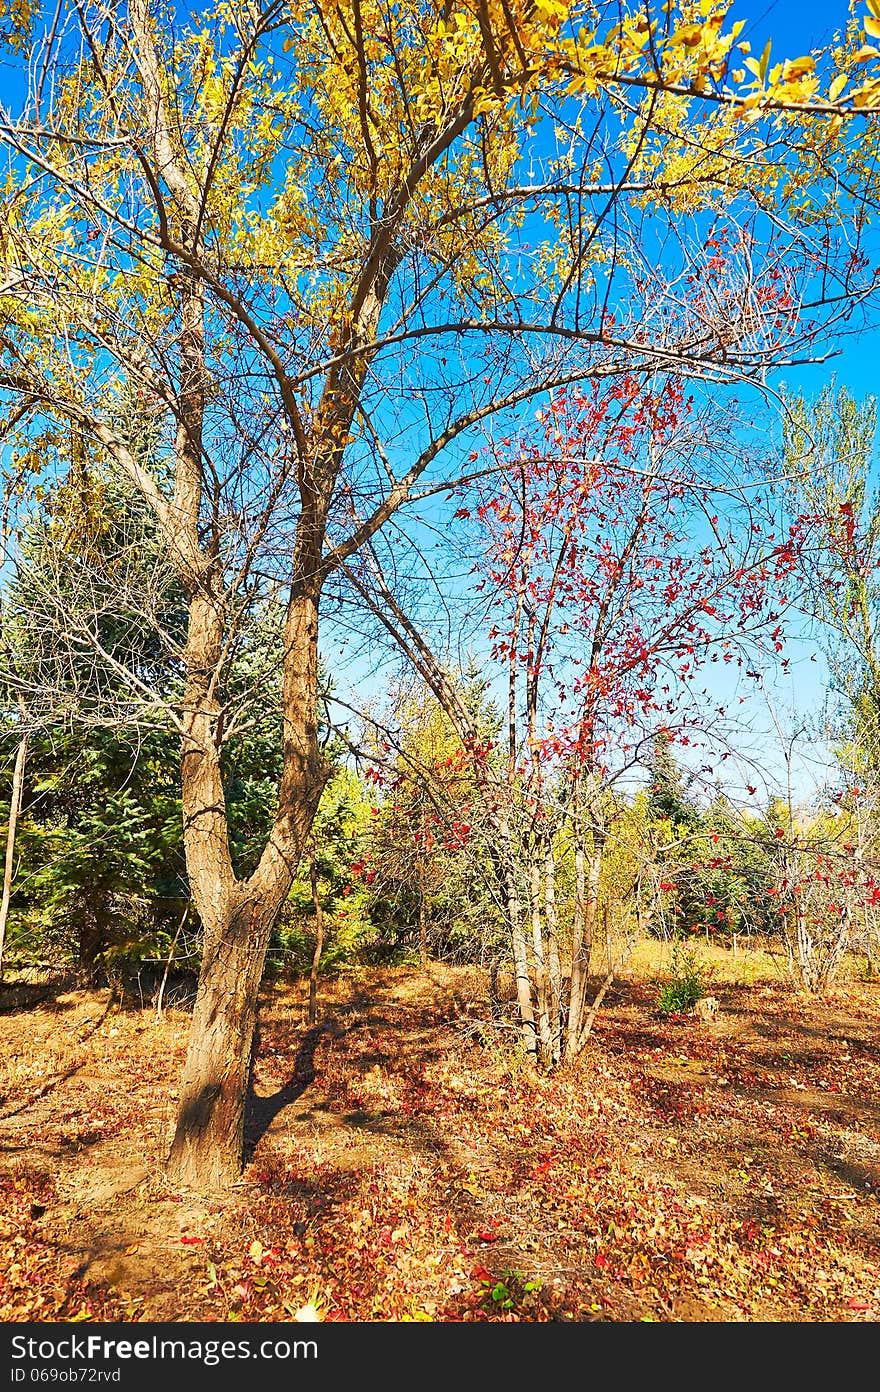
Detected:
left=662, top=2, right=880, bottom=805
left=737, top=0, right=879, bottom=399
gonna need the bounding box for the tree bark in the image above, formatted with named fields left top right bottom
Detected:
left=308, top=856, right=323, bottom=1026
left=166, top=581, right=327, bottom=1189
left=564, top=818, right=603, bottom=1063
left=417, top=855, right=427, bottom=968
left=0, top=726, right=27, bottom=982
left=528, top=849, right=553, bottom=1067
left=166, top=893, right=276, bottom=1189
left=498, top=828, right=537, bottom=1062
left=544, top=839, right=562, bottom=1064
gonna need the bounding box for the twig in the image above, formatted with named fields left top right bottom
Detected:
left=155, top=902, right=190, bottom=1021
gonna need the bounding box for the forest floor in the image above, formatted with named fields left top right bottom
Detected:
left=1, top=942, right=879, bottom=1323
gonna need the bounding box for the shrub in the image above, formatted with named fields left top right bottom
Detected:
left=657, top=943, right=706, bottom=1016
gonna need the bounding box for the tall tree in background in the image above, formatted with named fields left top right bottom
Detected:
left=782, top=384, right=880, bottom=979
left=783, top=384, right=880, bottom=770
left=0, top=441, right=294, bottom=978
left=360, top=672, right=502, bottom=967
left=0, top=1, right=877, bottom=1185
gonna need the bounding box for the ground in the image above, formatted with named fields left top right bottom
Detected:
left=1, top=942, right=879, bottom=1323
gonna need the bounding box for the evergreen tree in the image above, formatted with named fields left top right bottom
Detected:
left=646, top=732, right=699, bottom=831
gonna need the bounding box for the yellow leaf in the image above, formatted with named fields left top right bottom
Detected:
left=669, top=24, right=703, bottom=47
left=853, top=43, right=880, bottom=62
left=868, top=0, right=880, bottom=19
left=865, top=16, right=880, bottom=38
left=785, top=55, right=815, bottom=77
left=829, top=72, right=848, bottom=101
left=534, top=0, right=568, bottom=20
left=851, top=76, right=880, bottom=103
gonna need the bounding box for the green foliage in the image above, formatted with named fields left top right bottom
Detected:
left=674, top=797, right=774, bottom=941
left=361, top=670, right=503, bottom=964
left=646, top=732, right=699, bottom=832
left=477, top=1268, right=542, bottom=1314
left=1, top=454, right=294, bottom=978
left=643, top=736, right=778, bottom=944
left=0, top=666, right=190, bottom=975
left=656, top=943, right=706, bottom=1016
left=270, top=767, right=374, bottom=974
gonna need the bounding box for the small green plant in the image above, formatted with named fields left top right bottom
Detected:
left=479, top=1268, right=541, bottom=1313
left=656, top=942, right=706, bottom=1016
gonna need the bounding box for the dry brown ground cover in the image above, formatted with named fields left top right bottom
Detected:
left=1, top=943, right=879, bottom=1323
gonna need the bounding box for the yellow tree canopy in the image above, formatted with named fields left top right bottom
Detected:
left=0, top=0, right=877, bottom=688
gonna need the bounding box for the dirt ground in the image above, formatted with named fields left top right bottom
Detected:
left=1, top=944, right=879, bottom=1322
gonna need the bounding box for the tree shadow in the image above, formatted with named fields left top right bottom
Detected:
left=243, top=1023, right=330, bottom=1162
left=0, top=977, right=78, bottom=1013
left=0, top=996, right=116, bottom=1121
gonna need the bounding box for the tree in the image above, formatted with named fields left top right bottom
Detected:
left=356, top=375, right=805, bottom=1064
left=0, top=698, right=26, bottom=981
left=0, top=449, right=292, bottom=981
left=0, top=395, right=185, bottom=976
left=653, top=782, right=771, bottom=946
left=782, top=384, right=880, bottom=980
left=0, top=0, right=877, bottom=1186
left=783, top=383, right=880, bottom=766
left=4, top=723, right=185, bottom=977
left=361, top=672, right=502, bottom=966
left=273, top=765, right=372, bottom=1022
left=646, top=732, right=700, bottom=833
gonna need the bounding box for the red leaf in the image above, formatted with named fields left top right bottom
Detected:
left=848, top=1298, right=871, bottom=1310
left=180, top=1236, right=203, bottom=1245
left=477, top=1230, right=497, bottom=1243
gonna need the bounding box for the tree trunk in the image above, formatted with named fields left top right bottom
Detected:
left=308, top=856, right=323, bottom=1026
left=0, top=727, right=27, bottom=982
left=417, top=855, right=427, bottom=969
left=496, top=824, right=537, bottom=1061
left=528, top=849, right=553, bottom=1067
left=77, top=902, right=109, bottom=983
left=166, top=894, right=275, bottom=1190
left=166, top=582, right=327, bottom=1190
left=564, top=826, right=603, bottom=1063
left=544, top=839, right=562, bottom=1064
